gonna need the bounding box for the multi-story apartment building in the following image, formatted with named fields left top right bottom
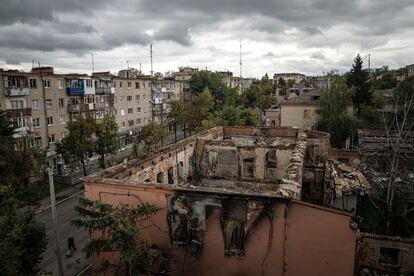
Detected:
left=173, top=67, right=198, bottom=101
left=112, top=72, right=153, bottom=147
left=0, top=67, right=70, bottom=156
left=151, top=76, right=176, bottom=125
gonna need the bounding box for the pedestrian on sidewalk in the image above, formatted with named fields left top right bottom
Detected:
left=68, top=236, right=76, bottom=251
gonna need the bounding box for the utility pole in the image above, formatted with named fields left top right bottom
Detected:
left=239, top=38, right=243, bottom=94
left=150, top=44, right=153, bottom=77
left=48, top=166, right=64, bottom=276
left=91, top=53, right=95, bottom=73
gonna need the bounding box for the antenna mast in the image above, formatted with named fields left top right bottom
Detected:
left=239, top=38, right=243, bottom=94
left=91, top=53, right=95, bottom=73
left=150, top=44, right=153, bottom=77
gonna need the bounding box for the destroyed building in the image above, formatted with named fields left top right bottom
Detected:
left=357, top=233, right=414, bottom=275
left=84, top=126, right=360, bottom=275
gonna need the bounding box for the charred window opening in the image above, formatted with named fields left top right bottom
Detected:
left=178, top=161, right=184, bottom=183
left=224, top=219, right=245, bottom=258
left=379, top=247, right=400, bottom=266
left=169, top=214, right=188, bottom=245
left=168, top=167, right=174, bottom=184
left=157, top=172, right=164, bottom=183
left=302, top=182, right=311, bottom=201
left=265, top=149, right=277, bottom=179
left=222, top=200, right=246, bottom=258
left=242, top=157, right=254, bottom=178
left=168, top=197, right=190, bottom=246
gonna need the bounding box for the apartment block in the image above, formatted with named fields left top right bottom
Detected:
left=112, top=73, right=153, bottom=147
left=152, top=76, right=176, bottom=126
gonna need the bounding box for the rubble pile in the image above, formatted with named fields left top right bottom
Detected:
left=330, top=161, right=369, bottom=197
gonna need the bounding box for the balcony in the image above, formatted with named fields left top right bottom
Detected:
left=7, top=108, right=32, bottom=117
left=66, top=87, right=85, bottom=96
left=95, top=87, right=114, bottom=95
left=5, top=87, right=30, bottom=96
left=67, top=104, right=84, bottom=112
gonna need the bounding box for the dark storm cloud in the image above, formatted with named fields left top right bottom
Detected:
left=0, top=0, right=413, bottom=74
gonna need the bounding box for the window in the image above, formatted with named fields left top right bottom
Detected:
left=303, top=109, right=312, bottom=118
left=58, top=80, right=63, bottom=89
left=119, top=81, right=123, bottom=88
left=128, top=120, right=134, bottom=126
left=45, top=99, right=52, bottom=108
left=157, top=172, right=164, bottom=183
left=119, top=96, right=125, bottom=102
left=379, top=247, right=399, bottom=265
left=59, top=114, right=66, bottom=124
left=29, top=79, right=37, bottom=88
left=136, top=107, right=141, bottom=113
left=136, top=119, right=141, bottom=125
left=136, top=95, right=141, bottom=101
left=135, top=82, right=140, bottom=89
left=142, top=83, right=146, bottom=88
left=242, top=157, right=254, bottom=178
left=128, top=108, right=133, bottom=114
left=127, top=82, right=132, bottom=88
left=120, top=109, right=125, bottom=116
left=58, top=98, right=64, bottom=108
left=143, top=118, right=147, bottom=124
left=127, top=95, right=132, bottom=101
left=86, top=79, right=93, bottom=87
left=32, top=100, right=39, bottom=109
left=47, top=116, right=54, bottom=126
left=10, top=100, right=24, bottom=109
left=121, top=122, right=126, bottom=127
left=33, top=118, right=40, bottom=128
left=48, top=134, right=55, bottom=144
left=44, top=79, right=51, bottom=88
left=168, top=167, right=174, bottom=184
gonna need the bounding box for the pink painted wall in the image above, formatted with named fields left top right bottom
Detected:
left=85, top=181, right=356, bottom=276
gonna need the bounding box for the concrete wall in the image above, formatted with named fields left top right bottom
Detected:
left=280, top=104, right=318, bottom=129
left=84, top=182, right=357, bottom=276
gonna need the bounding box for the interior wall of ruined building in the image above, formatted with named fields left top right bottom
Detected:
left=84, top=181, right=356, bottom=276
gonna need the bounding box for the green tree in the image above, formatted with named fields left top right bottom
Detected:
left=72, top=198, right=159, bottom=275
left=0, top=110, right=47, bottom=275
left=240, top=109, right=259, bottom=126
left=57, top=116, right=95, bottom=176
left=346, top=54, right=372, bottom=112
left=167, top=100, right=185, bottom=141
left=0, top=209, right=47, bottom=276
left=135, top=122, right=167, bottom=154
left=95, top=115, right=119, bottom=169
left=193, top=88, right=214, bottom=121
left=189, top=71, right=239, bottom=109
left=217, top=106, right=242, bottom=126
left=316, top=76, right=355, bottom=148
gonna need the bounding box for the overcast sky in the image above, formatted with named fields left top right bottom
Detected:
left=1, top=0, right=413, bottom=77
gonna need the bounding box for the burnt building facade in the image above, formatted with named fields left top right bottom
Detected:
left=84, top=126, right=360, bottom=275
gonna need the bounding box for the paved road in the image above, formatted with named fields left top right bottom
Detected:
left=37, top=188, right=90, bottom=276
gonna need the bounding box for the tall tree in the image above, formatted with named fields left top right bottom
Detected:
left=346, top=54, right=372, bottom=112
left=0, top=110, right=47, bottom=275
left=72, top=198, right=159, bottom=275
left=57, top=116, right=95, bottom=176
left=316, top=76, right=355, bottom=148
left=167, top=100, right=185, bottom=141
left=95, top=114, right=119, bottom=169
left=135, top=122, right=167, bottom=154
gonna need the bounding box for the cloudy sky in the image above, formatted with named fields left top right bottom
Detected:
left=1, top=0, right=413, bottom=77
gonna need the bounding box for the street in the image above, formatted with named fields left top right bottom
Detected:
left=37, top=188, right=90, bottom=276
